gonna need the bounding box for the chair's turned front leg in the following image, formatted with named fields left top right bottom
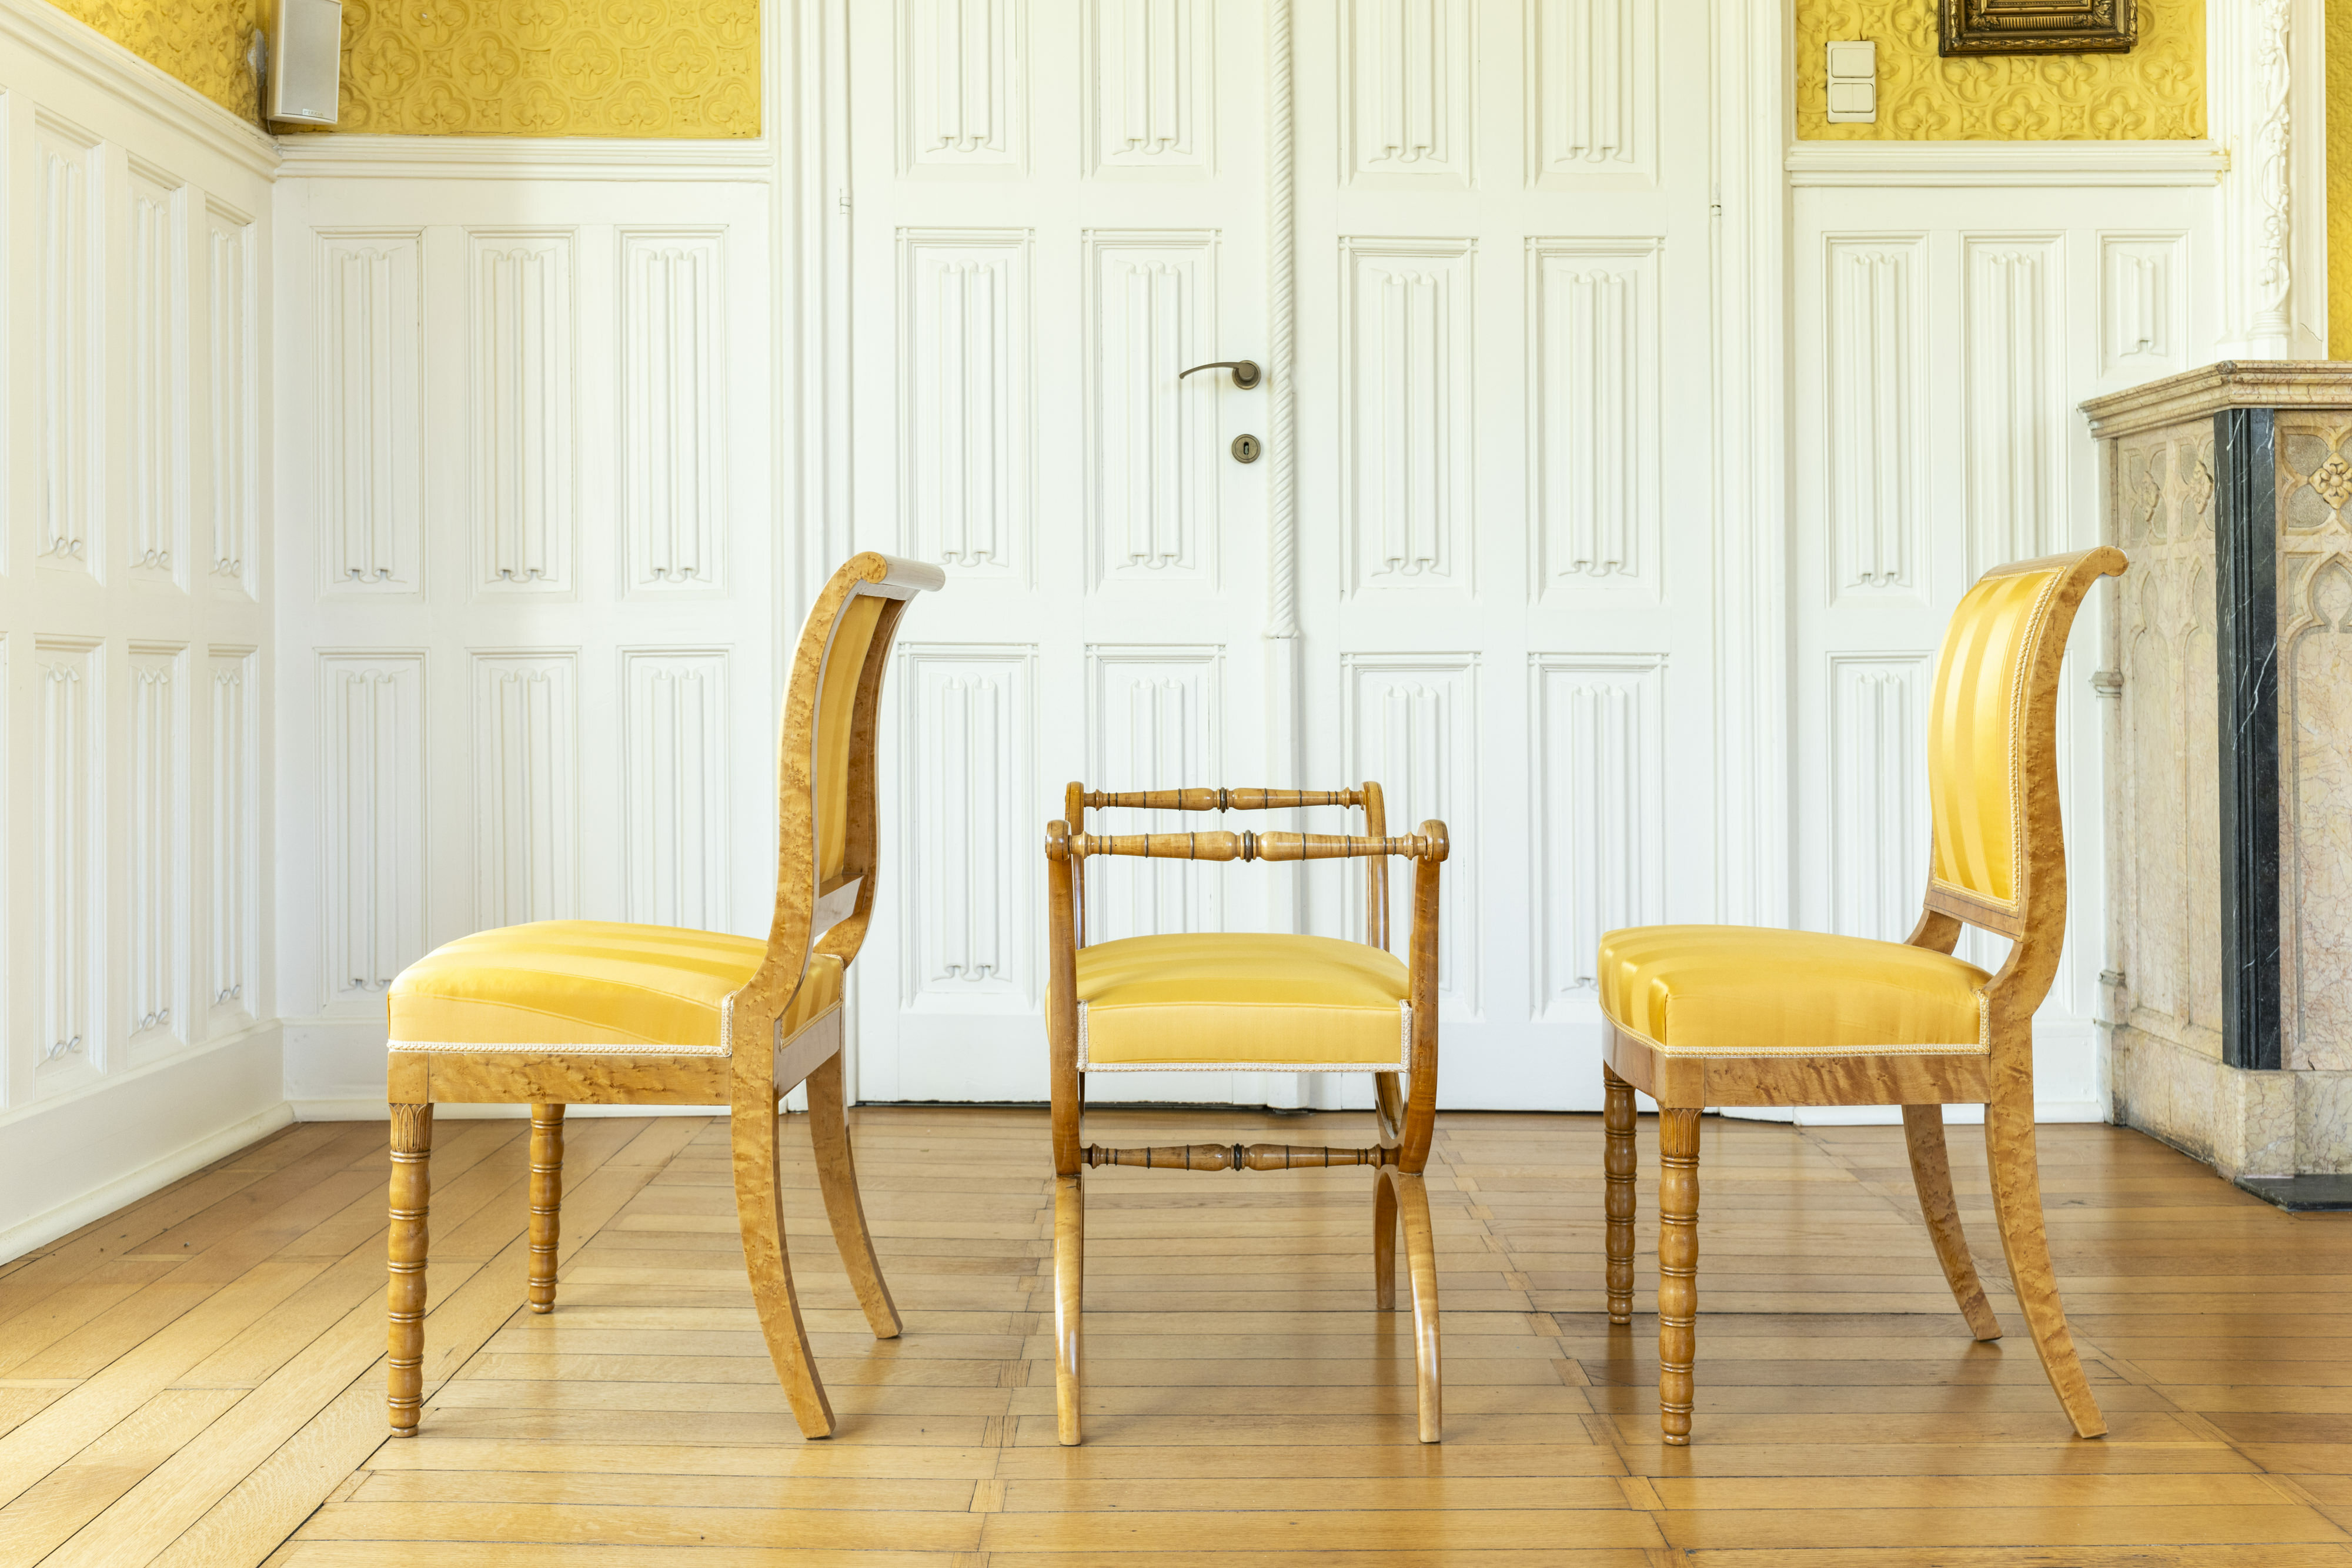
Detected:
left=1387, top=1168, right=1444, bottom=1443
left=1603, top=1066, right=1636, bottom=1326
left=527, top=1104, right=565, bottom=1313
left=1657, top=1108, right=1702, bottom=1446
left=1054, top=1172, right=1085, bottom=1446
left=387, top=1102, right=435, bottom=1435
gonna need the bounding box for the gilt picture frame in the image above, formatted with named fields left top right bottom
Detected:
left=1939, top=0, right=2137, bottom=55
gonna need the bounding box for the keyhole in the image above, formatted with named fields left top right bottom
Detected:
left=1231, top=434, right=1261, bottom=464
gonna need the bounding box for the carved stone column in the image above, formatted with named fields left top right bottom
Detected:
left=2084, top=363, right=2352, bottom=1207
left=2209, top=0, right=2296, bottom=357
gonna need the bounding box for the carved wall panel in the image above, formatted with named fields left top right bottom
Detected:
left=1088, top=233, right=1215, bottom=586
left=473, top=652, right=579, bottom=930
left=901, top=645, right=1036, bottom=1004
left=1828, top=654, right=1927, bottom=942
left=903, top=0, right=1026, bottom=172
left=1343, top=239, right=1474, bottom=594
left=1087, top=646, right=1224, bottom=944
left=1088, top=0, right=1212, bottom=175
left=38, top=641, right=101, bottom=1089
left=1528, top=0, right=1653, bottom=181
left=319, top=231, right=423, bottom=595
left=126, top=164, right=186, bottom=589
left=209, top=647, right=258, bottom=1027
left=623, top=650, right=729, bottom=932
left=206, top=203, right=259, bottom=595
left=322, top=654, right=427, bottom=1004
left=470, top=233, right=576, bottom=596
left=2099, top=233, right=2187, bottom=380
left=622, top=232, right=726, bottom=595
left=902, top=230, right=1031, bottom=579
left=1963, top=236, right=2064, bottom=574
left=1529, top=239, right=1658, bottom=597
left=1343, top=654, right=1477, bottom=1011
left=127, top=646, right=186, bottom=1055
left=1532, top=656, right=1662, bottom=1015
left=1344, top=0, right=1474, bottom=185
left=36, top=119, right=99, bottom=577
left=1825, top=236, right=1927, bottom=601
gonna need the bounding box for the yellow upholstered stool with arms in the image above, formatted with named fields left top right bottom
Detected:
left=381, top=553, right=944, bottom=1440
left=1044, top=784, right=1449, bottom=1445
left=1595, top=547, right=2124, bottom=1446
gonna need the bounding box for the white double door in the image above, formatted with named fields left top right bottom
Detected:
left=849, top=0, right=1720, bottom=1110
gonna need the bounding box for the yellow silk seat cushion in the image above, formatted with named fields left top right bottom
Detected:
left=1596, top=925, right=1992, bottom=1058
left=1075, top=932, right=1411, bottom=1071
left=387, top=920, right=839, bottom=1055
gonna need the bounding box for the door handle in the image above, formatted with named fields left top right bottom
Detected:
left=1179, top=359, right=1262, bottom=389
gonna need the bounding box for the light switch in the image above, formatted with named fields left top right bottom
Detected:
left=1825, top=39, right=1876, bottom=123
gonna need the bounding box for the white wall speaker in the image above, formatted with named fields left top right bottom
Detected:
left=265, top=0, right=343, bottom=126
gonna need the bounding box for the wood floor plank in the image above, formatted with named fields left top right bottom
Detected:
left=0, top=1107, right=2345, bottom=1567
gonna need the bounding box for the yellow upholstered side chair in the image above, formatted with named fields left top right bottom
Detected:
left=1043, top=784, right=1448, bottom=1445
left=1595, top=546, right=2124, bottom=1446
left=382, top=553, right=944, bottom=1440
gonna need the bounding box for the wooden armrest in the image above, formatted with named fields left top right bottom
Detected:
left=1080, top=787, right=1366, bottom=813
left=1047, top=825, right=1448, bottom=863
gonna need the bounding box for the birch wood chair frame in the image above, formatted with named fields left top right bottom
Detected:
left=384, top=552, right=944, bottom=1440
left=1599, top=546, right=2124, bottom=1446
left=1045, top=785, right=1448, bottom=1445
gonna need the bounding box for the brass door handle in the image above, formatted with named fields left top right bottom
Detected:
left=1179, top=359, right=1262, bottom=389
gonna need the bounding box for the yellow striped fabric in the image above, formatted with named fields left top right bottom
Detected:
left=387, top=920, right=840, bottom=1052
left=816, top=594, right=884, bottom=885
left=1926, top=567, right=2063, bottom=907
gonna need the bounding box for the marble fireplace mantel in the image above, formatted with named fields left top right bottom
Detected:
left=2084, top=363, right=2352, bottom=1208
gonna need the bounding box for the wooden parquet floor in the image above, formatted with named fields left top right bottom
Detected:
left=1, top=1106, right=2350, bottom=1566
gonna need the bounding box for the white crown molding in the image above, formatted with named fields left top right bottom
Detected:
left=275, top=133, right=776, bottom=182
left=0, top=0, right=279, bottom=180
left=1786, top=139, right=2228, bottom=188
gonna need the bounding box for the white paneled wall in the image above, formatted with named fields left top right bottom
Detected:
left=0, top=1, right=281, bottom=1255
left=272, top=159, right=778, bottom=1109
left=1790, top=155, right=2224, bottom=1119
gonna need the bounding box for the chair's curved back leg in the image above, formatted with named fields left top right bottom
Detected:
left=1384, top=1168, right=1443, bottom=1443
left=806, top=1052, right=902, bottom=1339
left=1900, top=1103, right=2000, bottom=1340
left=386, top=1102, right=434, bottom=1435
left=1984, top=1088, right=2107, bottom=1437
left=527, top=1104, right=564, bottom=1314
left=1054, top=1172, right=1085, bottom=1446
left=731, top=1089, right=835, bottom=1438
left=1373, top=1165, right=1398, bottom=1310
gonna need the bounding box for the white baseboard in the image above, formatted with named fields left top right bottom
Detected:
left=0, top=1090, right=293, bottom=1263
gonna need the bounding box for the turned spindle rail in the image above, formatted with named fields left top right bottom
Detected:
left=1083, top=1142, right=1401, bottom=1171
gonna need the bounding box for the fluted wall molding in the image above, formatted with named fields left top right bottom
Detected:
left=901, top=644, right=1037, bottom=1005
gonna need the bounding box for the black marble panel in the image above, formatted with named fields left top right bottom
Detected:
left=2213, top=407, right=2281, bottom=1073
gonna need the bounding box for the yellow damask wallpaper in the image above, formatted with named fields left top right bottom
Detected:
left=335, top=0, right=759, bottom=137
left=2331, top=0, right=2351, bottom=357
left=1796, top=0, right=2204, bottom=139
left=47, top=0, right=265, bottom=122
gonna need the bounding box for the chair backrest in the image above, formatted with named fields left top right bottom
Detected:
left=737, top=554, right=944, bottom=1031
left=1921, top=547, right=2124, bottom=945
left=1061, top=784, right=1394, bottom=950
